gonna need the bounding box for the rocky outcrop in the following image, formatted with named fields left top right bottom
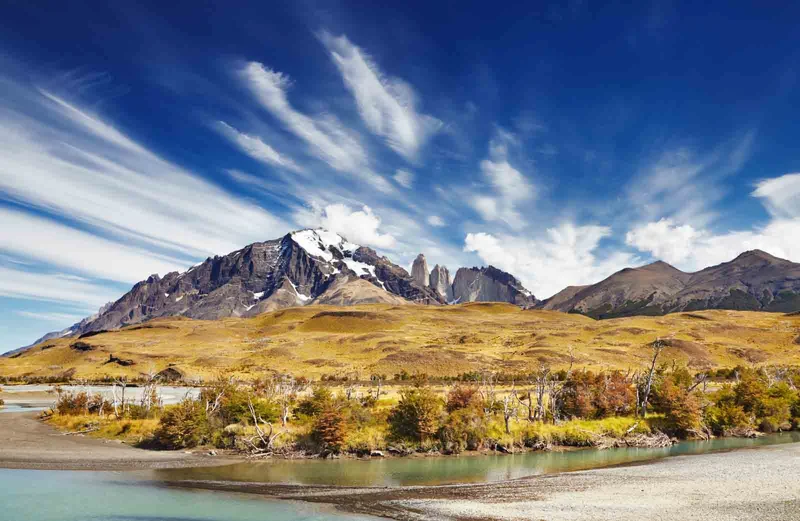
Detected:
left=452, top=266, right=536, bottom=306
left=541, top=250, right=800, bottom=318
left=351, top=248, right=443, bottom=304
left=411, top=254, right=430, bottom=287
left=429, top=264, right=453, bottom=301
left=312, top=278, right=410, bottom=306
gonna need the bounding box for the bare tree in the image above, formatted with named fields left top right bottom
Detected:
left=501, top=384, right=519, bottom=434
left=546, top=346, right=576, bottom=423
left=243, top=396, right=283, bottom=455
left=111, top=377, right=128, bottom=417
left=639, top=338, right=666, bottom=418
left=139, top=367, right=162, bottom=415
left=264, top=375, right=307, bottom=426
left=478, top=371, right=498, bottom=417
left=369, top=374, right=384, bottom=401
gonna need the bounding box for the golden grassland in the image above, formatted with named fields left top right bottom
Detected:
left=3, top=303, right=800, bottom=381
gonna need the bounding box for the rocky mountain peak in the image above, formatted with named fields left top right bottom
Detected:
left=452, top=266, right=536, bottom=306
left=411, top=253, right=430, bottom=287
left=730, top=249, right=784, bottom=265
left=429, top=264, right=453, bottom=301
left=19, top=230, right=540, bottom=348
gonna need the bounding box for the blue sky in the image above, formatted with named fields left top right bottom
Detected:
left=1, top=1, right=800, bottom=351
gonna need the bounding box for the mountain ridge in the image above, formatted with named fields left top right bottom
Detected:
left=10, top=229, right=536, bottom=352
left=539, top=249, right=800, bottom=318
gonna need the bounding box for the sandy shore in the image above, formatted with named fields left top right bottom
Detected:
left=0, top=412, right=233, bottom=471
left=164, top=441, right=800, bottom=521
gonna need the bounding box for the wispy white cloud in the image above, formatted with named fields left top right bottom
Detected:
left=0, top=88, right=291, bottom=263
left=465, top=223, right=636, bottom=298
left=15, top=310, right=88, bottom=323
left=752, top=172, right=800, bottom=219
left=0, top=266, right=119, bottom=309
left=0, top=208, right=186, bottom=283
left=625, top=131, right=756, bottom=227
left=394, top=169, right=414, bottom=189
left=469, top=129, right=535, bottom=229
left=427, top=215, right=445, bottom=227
left=319, top=32, right=442, bottom=160
left=626, top=172, right=800, bottom=270
left=239, top=62, right=392, bottom=193
left=216, top=121, right=303, bottom=173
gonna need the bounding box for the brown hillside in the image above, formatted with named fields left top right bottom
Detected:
left=2, top=305, right=799, bottom=381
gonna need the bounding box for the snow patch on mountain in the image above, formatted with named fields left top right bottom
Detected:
left=291, top=229, right=358, bottom=262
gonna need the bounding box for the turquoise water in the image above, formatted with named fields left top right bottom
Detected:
left=153, top=431, right=800, bottom=487
left=0, top=404, right=48, bottom=414
left=0, top=469, right=378, bottom=521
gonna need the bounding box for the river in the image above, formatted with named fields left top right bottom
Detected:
left=0, top=468, right=380, bottom=521
left=151, top=431, right=800, bottom=486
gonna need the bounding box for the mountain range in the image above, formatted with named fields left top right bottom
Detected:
left=24, top=229, right=536, bottom=345
left=12, top=233, right=800, bottom=353
left=538, top=250, right=800, bottom=318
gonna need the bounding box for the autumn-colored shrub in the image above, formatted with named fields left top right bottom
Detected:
left=55, top=390, right=89, bottom=415
left=312, top=406, right=348, bottom=454
left=655, top=376, right=703, bottom=436
left=445, top=385, right=480, bottom=413
left=562, top=371, right=635, bottom=419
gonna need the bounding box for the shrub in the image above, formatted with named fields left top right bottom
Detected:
left=437, top=405, right=487, bottom=453
left=312, top=406, right=348, bottom=454
left=653, top=375, right=702, bottom=436
left=445, top=385, right=480, bottom=413
left=155, top=399, right=209, bottom=449
left=562, top=370, right=635, bottom=419
left=296, top=386, right=334, bottom=418
left=55, top=390, right=89, bottom=415
left=388, top=387, right=442, bottom=442
left=705, top=386, right=751, bottom=435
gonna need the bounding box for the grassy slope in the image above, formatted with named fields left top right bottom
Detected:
left=2, top=303, right=799, bottom=380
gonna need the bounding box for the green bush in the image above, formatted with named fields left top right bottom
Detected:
left=155, top=399, right=209, bottom=449
left=295, top=386, right=334, bottom=419
left=388, top=387, right=442, bottom=442
left=438, top=405, right=487, bottom=453
left=705, top=385, right=751, bottom=435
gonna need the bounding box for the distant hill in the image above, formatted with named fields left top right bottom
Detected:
left=539, top=250, right=800, bottom=318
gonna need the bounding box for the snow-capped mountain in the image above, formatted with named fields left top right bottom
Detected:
left=13, top=229, right=538, bottom=347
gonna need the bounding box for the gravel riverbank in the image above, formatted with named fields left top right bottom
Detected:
left=163, top=441, right=800, bottom=521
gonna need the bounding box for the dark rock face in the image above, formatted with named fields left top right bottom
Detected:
left=541, top=250, right=800, bottom=318
left=451, top=266, right=536, bottom=306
